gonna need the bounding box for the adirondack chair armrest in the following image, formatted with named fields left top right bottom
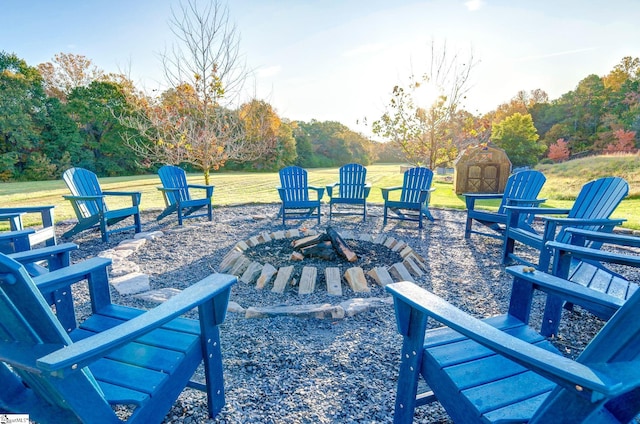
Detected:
left=157, top=186, right=180, bottom=193
left=506, top=265, right=624, bottom=313
left=0, top=229, right=34, bottom=242
left=547, top=241, right=640, bottom=268
left=0, top=205, right=55, bottom=228
left=381, top=186, right=402, bottom=201
left=308, top=185, right=325, bottom=200
left=63, top=194, right=104, bottom=202
left=35, top=273, right=237, bottom=377
left=506, top=197, right=547, bottom=206
left=364, top=183, right=372, bottom=197
left=325, top=182, right=339, bottom=198
left=419, top=187, right=436, bottom=201
left=0, top=205, right=55, bottom=214
left=464, top=193, right=503, bottom=210
left=504, top=206, right=572, bottom=215
left=386, top=280, right=621, bottom=398
left=463, top=193, right=504, bottom=200
left=32, top=257, right=112, bottom=295
left=8, top=242, right=78, bottom=264
left=540, top=216, right=626, bottom=227
left=565, top=227, right=640, bottom=248
left=102, top=191, right=142, bottom=205
left=187, top=184, right=215, bottom=193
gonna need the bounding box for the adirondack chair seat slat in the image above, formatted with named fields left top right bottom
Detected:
left=386, top=266, right=640, bottom=423
left=62, top=167, right=142, bottom=242
left=0, top=253, right=236, bottom=423
left=464, top=170, right=547, bottom=239
left=157, top=165, right=214, bottom=225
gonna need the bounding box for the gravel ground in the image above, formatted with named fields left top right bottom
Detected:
left=57, top=204, right=616, bottom=424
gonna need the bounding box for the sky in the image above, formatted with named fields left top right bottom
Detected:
left=2, top=0, right=640, bottom=139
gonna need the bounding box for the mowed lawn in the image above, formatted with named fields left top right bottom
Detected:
left=1, top=163, right=638, bottom=229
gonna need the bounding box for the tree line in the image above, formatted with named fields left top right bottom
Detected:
left=0, top=50, right=376, bottom=182
left=1, top=44, right=638, bottom=181
left=372, top=43, right=639, bottom=169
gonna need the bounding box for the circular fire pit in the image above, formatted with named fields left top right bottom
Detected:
left=218, top=226, right=427, bottom=296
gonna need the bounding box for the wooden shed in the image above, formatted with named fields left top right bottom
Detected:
left=454, top=144, right=511, bottom=194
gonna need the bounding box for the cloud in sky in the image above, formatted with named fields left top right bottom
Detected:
left=465, top=0, right=485, bottom=11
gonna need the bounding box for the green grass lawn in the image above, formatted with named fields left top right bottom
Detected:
left=1, top=160, right=639, bottom=230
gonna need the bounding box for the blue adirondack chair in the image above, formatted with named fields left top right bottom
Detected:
left=156, top=165, right=214, bottom=225
left=326, top=163, right=371, bottom=221
left=502, top=176, right=628, bottom=270
left=0, top=205, right=56, bottom=251
left=382, top=167, right=435, bottom=229
left=386, top=266, right=640, bottom=423
left=62, top=167, right=142, bottom=242
left=464, top=169, right=546, bottom=239
left=540, top=227, right=640, bottom=337
left=0, top=253, right=236, bottom=423
left=277, top=166, right=324, bottom=225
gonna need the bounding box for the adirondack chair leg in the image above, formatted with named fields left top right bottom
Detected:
left=383, top=206, right=388, bottom=226
left=178, top=207, right=184, bottom=226
left=540, top=295, right=564, bottom=337
left=207, top=203, right=213, bottom=221
left=99, top=214, right=109, bottom=243
left=464, top=217, right=473, bottom=239
left=199, top=304, right=226, bottom=416
left=502, top=235, right=515, bottom=264
left=134, top=212, right=142, bottom=233
left=392, top=299, right=430, bottom=423
left=421, top=206, right=434, bottom=222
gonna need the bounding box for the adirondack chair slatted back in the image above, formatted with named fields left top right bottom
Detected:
left=558, top=177, right=628, bottom=243
left=0, top=255, right=105, bottom=412
left=158, top=165, right=191, bottom=205
left=400, top=167, right=434, bottom=203
left=339, top=163, right=367, bottom=199
left=279, top=166, right=310, bottom=202
left=531, top=288, right=640, bottom=423
left=62, top=167, right=105, bottom=219
left=497, top=170, right=546, bottom=214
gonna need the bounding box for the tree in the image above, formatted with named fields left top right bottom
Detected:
left=237, top=99, right=282, bottom=170
left=491, top=113, right=545, bottom=167
left=547, top=138, right=570, bottom=162
left=37, top=53, right=104, bottom=101
left=605, top=129, right=636, bottom=153
left=123, top=0, right=263, bottom=184
left=372, top=40, right=477, bottom=168
left=67, top=80, right=141, bottom=176
left=0, top=52, right=47, bottom=180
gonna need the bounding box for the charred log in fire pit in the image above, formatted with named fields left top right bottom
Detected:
left=291, top=226, right=357, bottom=262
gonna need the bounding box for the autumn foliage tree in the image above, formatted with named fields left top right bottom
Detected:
left=605, top=129, right=636, bottom=153
left=547, top=138, right=570, bottom=162
left=37, top=53, right=104, bottom=102
left=372, top=40, right=477, bottom=168
left=122, top=0, right=265, bottom=184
